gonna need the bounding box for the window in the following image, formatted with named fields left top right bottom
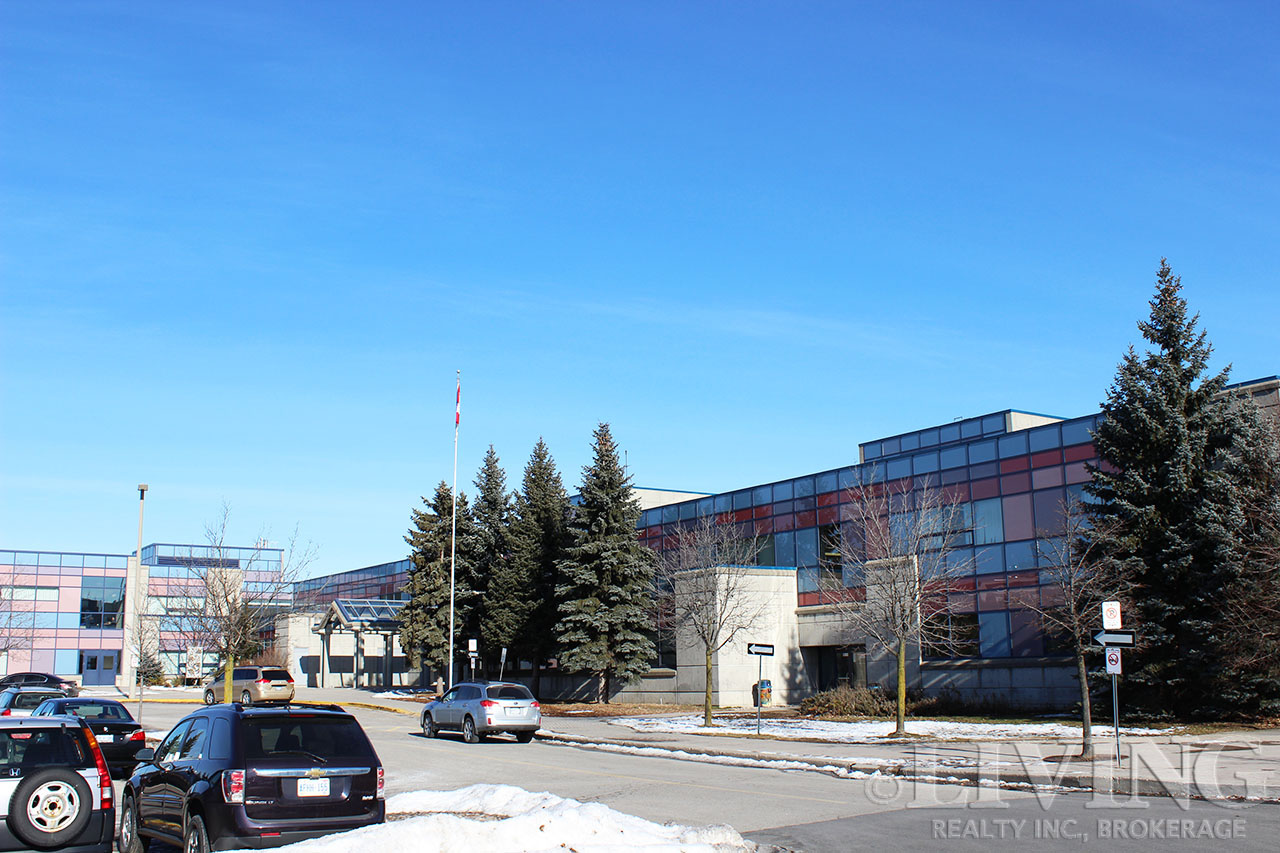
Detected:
left=180, top=718, right=209, bottom=760
left=1002, top=494, right=1035, bottom=541
left=773, top=531, right=795, bottom=566
left=156, top=721, right=191, bottom=764
left=923, top=612, right=979, bottom=659
left=979, top=612, right=1011, bottom=657
left=487, top=685, right=534, bottom=700
left=940, top=445, right=967, bottom=469
left=1061, top=419, right=1094, bottom=446
left=968, top=440, right=997, bottom=464
left=795, top=528, right=818, bottom=567
left=80, top=577, right=125, bottom=629
left=972, top=498, right=1004, bottom=545
left=1028, top=424, right=1061, bottom=452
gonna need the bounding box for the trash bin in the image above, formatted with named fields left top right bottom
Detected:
left=753, top=679, right=772, bottom=707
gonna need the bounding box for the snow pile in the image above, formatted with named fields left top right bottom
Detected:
left=227, top=784, right=754, bottom=852
left=610, top=715, right=1170, bottom=742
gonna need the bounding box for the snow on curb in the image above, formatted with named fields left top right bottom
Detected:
left=223, top=783, right=755, bottom=852
left=609, top=714, right=1171, bottom=742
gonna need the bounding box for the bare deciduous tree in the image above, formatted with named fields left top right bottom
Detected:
left=128, top=614, right=161, bottom=723
left=824, top=474, right=973, bottom=736
left=1027, top=495, right=1123, bottom=760
left=654, top=514, right=768, bottom=726
left=172, top=504, right=316, bottom=703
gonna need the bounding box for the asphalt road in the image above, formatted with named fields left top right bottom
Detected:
left=132, top=703, right=1280, bottom=852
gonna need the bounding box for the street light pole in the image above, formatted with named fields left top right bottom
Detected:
left=134, top=484, right=148, bottom=723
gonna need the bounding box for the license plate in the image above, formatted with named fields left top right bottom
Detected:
left=297, top=778, right=329, bottom=797
left=99, top=735, right=115, bottom=743
left=506, top=707, right=525, bottom=716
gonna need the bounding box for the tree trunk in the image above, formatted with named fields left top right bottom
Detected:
left=223, top=655, right=235, bottom=704
left=598, top=671, right=608, bottom=704
left=1076, top=646, right=1094, bottom=760
left=895, top=638, right=907, bottom=737
left=704, top=644, right=714, bottom=727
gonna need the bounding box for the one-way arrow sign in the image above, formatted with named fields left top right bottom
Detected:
left=1093, top=629, right=1136, bottom=648
left=746, top=643, right=775, bottom=656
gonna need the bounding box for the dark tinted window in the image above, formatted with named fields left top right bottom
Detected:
left=262, top=669, right=290, bottom=681
left=487, top=685, right=534, bottom=700
left=63, top=701, right=132, bottom=721
left=461, top=686, right=482, bottom=701
left=234, top=668, right=256, bottom=680
left=180, top=718, right=209, bottom=760
left=156, top=721, right=191, bottom=763
left=0, top=728, right=92, bottom=770
left=209, top=718, right=232, bottom=761
left=244, top=717, right=376, bottom=762
left=15, top=692, right=60, bottom=710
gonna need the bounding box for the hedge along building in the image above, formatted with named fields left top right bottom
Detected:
left=624, top=376, right=1280, bottom=709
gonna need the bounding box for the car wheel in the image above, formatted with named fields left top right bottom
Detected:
left=462, top=716, right=479, bottom=744
left=422, top=714, right=438, bottom=738
left=240, top=690, right=252, bottom=706
left=118, top=794, right=149, bottom=853
left=516, top=731, right=535, bottom=744
left=8, top=767, right=94, bottom=849
left=203, top=690, right=215, bottom=705
left=184, top=813, right=210, bottom=853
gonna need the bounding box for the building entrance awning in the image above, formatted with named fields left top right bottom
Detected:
left=313, top=598, right=406, bottom=634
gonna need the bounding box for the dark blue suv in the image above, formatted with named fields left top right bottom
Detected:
left=118, top=703, right=384, bottom=852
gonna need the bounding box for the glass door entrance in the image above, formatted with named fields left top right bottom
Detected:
left=80, top=650, right=120, bottom=686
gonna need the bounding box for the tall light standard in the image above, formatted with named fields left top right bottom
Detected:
left=134, top=484, right=148, bottom=723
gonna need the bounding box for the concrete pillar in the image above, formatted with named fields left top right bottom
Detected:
left=320, top=630, right=330, bottom=689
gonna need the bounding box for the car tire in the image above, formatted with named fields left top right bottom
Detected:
left=240, top=690, right=252, bottom=706
left=462, top=716, right=479, bottom=744
left=183, top=813, right=210, bottom=853
left=422, top=714, right=438, bottom=738
left=203, top=690, right=215, bottom=705
left=118, top=794, right=149, bottom=853
left=7, top=767, right=94, bottom=850
left=516, top=731, right=535, bottom=744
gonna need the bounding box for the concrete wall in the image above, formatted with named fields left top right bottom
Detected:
left=275, top=612, right=415, bottom=690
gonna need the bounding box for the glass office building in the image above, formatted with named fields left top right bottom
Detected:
left=293, top=559, right=410, bottom=608
left=0, top=550, right=129, bottom=685
left=638, top=408, right=1101, bottom=671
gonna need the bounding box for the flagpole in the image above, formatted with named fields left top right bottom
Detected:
left=448, top=370, right=460, bottom=689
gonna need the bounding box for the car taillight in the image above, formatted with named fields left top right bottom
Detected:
left=222, top=769, right=245, bottom=804
left=83, top=727, right=113, bottom=808
left=0, top=709, right=9, bottom=716
left=479, top=699, right=497, bottom=708
left=531, top=701, right=540, bottom=709
left=129, top=730, right=146, bottom=742
left=376, top=767, right=385, bottom=800
left=257, top=678, right=270, bottom=684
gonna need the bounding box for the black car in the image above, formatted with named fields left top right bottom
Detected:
left=31, top=698, right=146, bottom=777
left=0, top=672, right=79, bottom=697
left=119, top=703, right=385, bottom=852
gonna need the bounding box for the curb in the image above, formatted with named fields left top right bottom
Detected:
left=536, top=731, right=1278, bottom=802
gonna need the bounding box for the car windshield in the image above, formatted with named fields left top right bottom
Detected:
left=486, top=685, right=534, bottom=701
left=64, top=702, right=132, bottom=721
left=244, top=717, right=376, bottom=763
left=0, top=728, right=92, bottom=770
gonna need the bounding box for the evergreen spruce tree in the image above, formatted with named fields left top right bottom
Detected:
left=400, top=482, right=478, bottom=677
left=556, top=424, right=655, bottom=702
left=509, top=438, right=572, bottom=697
left=473, top=445, right=520, bottom=673
left=1085, top=259, right=1252, bottom=716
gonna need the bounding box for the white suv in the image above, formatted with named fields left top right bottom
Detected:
left=0, top=716, right=114, bottom=852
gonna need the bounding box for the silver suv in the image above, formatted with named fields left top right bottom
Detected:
left=420, top=682, right=541, bottom=744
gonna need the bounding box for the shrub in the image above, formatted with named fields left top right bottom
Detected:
left=800, top=685, right=897, bottom=718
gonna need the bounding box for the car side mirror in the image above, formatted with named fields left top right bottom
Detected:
left=134, top=748, right=155, bottom=762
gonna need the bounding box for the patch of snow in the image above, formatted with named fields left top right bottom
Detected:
left=609, top=715, right=1171, bottom=742
left=227, top=783, right=753, bottom=852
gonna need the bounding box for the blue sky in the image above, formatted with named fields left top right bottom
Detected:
left=2, top=1, right=1277, bottom=576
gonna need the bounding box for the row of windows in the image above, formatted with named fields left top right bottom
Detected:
left=0, top=612, right=126, bottom=630
left=0, top=553, right=130, bottom=569
left=640, top=432, right=1098, bottom=529
left=863, top=413, right=1011, bottom=461
left=863, top=414, right=1099, bottom=463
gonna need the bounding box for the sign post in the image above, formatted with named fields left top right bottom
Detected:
left=746, top=643, right=774, bottom=735
left=1097, top=604, right=1127, bottom=766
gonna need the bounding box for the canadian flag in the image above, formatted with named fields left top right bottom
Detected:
left=455, top=375, right=461, bottom=426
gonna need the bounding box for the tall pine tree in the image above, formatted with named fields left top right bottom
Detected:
left=556, top=424, right=655, bottom=703
left=509, top=438, right=572, bottom=697
left=1085, top=259, right=1253, bottom=716
left=400, top=482, right=479, bottom=677
left=473, top=445, right=521, bottom=672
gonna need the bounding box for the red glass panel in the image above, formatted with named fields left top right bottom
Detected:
left=1032, top=466, right=1064, bottom=489
left=949, top=593, right=977, bottom=613
left=817, top=506, right=838, bottom=525
left=774, top=513, right=795, bottom=532
left=976, top=574, right=1006, bottom=590
left=1064, top=461, right=1091, bottom=484
left=1002, top=494, right=1034, bottom=540
left=733, top=508, right=753, bottom=523
left=795, top=510, right=815, bottom=528
left=1000, top=472, right=1031, bottom=494
left=951, top=576, right=977, bottom=592
left=754, top=505, right=770, bottom=519
left=817, top=492, right=839, bottom=507
left=978, top=589, right=1007, bottom=611
left=1007, top=570, right=1039, bottom=587
left=970, top=478, right=1000, bottom=500
left=1063, top=443, right=1096, bottom=463
left=797, top=592, right=822, bottom=607
left=1000, top=457, right=1029, bottom=474
left=1031, top=450, right=1063, bottom=468
left=1040, top=584, right=1066, bottom=608
left=755, top=519, right=774, bottom=535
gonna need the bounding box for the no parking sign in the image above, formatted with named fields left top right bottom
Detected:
left=1105, top=647, right=1122, bottom=674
